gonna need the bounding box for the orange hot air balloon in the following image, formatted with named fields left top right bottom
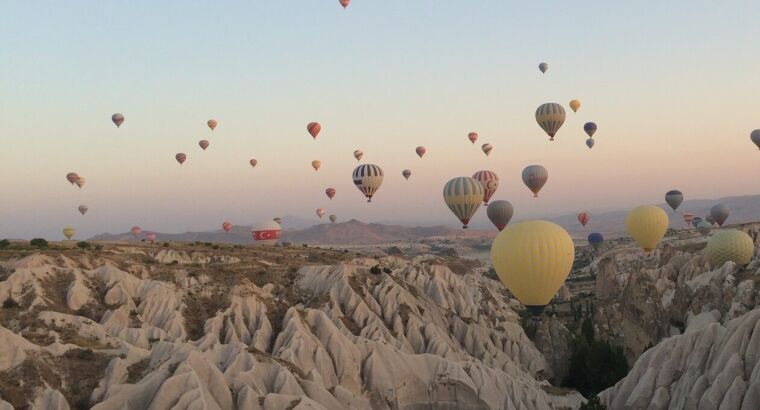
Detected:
left=207, top=119, right=217, bottom=131
left=199, top=140, right=209, bottom=150
left=131, top=226, right=142, bottom=237
left=66, top=172, right=79, bottom=185
left=249, top=159, right=257, bottom=168
left=311, top=160, right=322, bottom=171
left=468, top=132, right=478, bottom=144
left=307, top=122, right=321, bottom=140
left=339, top=0, right=350, bottom=8
left=416, top=146, right=426, bottom=158
left=175, top=153, right=187, bottom=165
left=325, top=187, right=336, bottom=199
left=75, top=176, right=86, bottom=188
left=223, top=222, right=232, bottom=232
left=578, top=212, right=590, bottom=227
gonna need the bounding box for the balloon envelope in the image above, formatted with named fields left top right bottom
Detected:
left=468, top=132, right=478, bottom=144
left=691, top=217, right=703, bottom=229
left=63, top=227, right=75, bottom=240
left=586, top=138, right=595, bottom=149
left=578, top=212, right=590, bottom=227
left=481, top=143, right=493, bottom=156
left=352, top=164, right=384, bottom=202
left=175, top=153, right=187, bottom=165
left=569, top=100, right=581, bottom=113
left=683, top=213, right=695, bottom=225
left=751, top=130, right=760, bottom=149
left=626, top=205, right=668, bottom=252
left=472, top=170, right=499, bottom=205
left=307, top=122, right=321, bottom=139
left=491, top=220, right=575, bottom=308
left=66, top=172, right=79, bottom=185
left=706, top=230, right=754, bottom=268
left=442, top=177, right=484, bottom=229
left=535, top=103, right=566, bottom=141
left=329, top=214, right=337, bottom=223
left=710, top=204, right=730, bottom=226
left=538, top=62, right=548, bottom=73
left=588, top=232, right=604, bottom=249
left=131, top=226, right=142, bottom=237
left=522, top=165, right=548, bottom=197
left=339, top=0, right=350, bottom=9
left=415, top=146, right=426, bottom=158
left=665, top=190, right=684, bottom=211
left=402, top=169, right=411, bottom=180
left=584, top=122, right=597, bottom=137
left=207, top=119, right=218, bottom=131
left=75, top=176, right=86, bottom=188
left=252, top=220, right=281, bottom=245
left=78, top=205, right=88, bottom=216
left=316, top=208, right=326, bottom=218
left=325, top=188, right=336, bottom=199
left=111, top=113, right=124, bottom=128
left=486, top=200, right=513, bottom=231
left=199, top=140, right=209, bottom=150
left=697, top=221, right=712, bottom=237
left=223, top=222, right=232, bottom=232
left=249, top=159, right=258, bottom=168
left=354, top=150, right=363, bottom=161
left=311, top=160, right=322, bottom=171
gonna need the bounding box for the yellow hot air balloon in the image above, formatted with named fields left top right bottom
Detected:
left=625, top=205, right=668, bottom=253
left=491, top=220, right=575, bottom=313
left=569, top=99, right=581, bottom=113
left=706, top=230, right=754, bottom=268
left=311, top=160, right=322, bottom=171
left=63, top=227, right=75, bottom=240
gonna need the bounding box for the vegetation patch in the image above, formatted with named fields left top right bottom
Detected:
left=183, top=291, right=232, bottom=340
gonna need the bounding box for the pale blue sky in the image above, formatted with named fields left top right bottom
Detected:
left=2, top=1, right=760, bottom=239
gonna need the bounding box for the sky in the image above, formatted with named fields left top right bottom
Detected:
left=2, top=1, right=760, bottom=239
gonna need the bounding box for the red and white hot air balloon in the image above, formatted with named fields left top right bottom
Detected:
left=66, top=172, right=79, bottom=185
left=339, top=0, right=350, bottom=8
left=472, top=170, right=499, bottom=205
left=223, top=221, right=232, bottom=232
left=468, top=132, right=478, bottom=144
left=112, top=113, right=125, bottom=128
left=146, top=233, right=157, bottom=242
left=175, top=153, right=187, bottom=165
left=578, top=212, right=590, bottom=227
left=252, top=220, right=281, bottom=246
left=482, top=143, right=493, bottom=156
left=207, top=119, right=218, bottom=131
left=199, top=140, right=209, bottom=150
left=325, top=188, right=336, bottom=199
left=131, top=226, right=142, bottom=237
left=316, top=208, right=326, bottom=218
left=249, top=159, right=257, bottom=168
left=416, top=146, right=426, bottom=158
left=307, top=122, right=321, bottom=140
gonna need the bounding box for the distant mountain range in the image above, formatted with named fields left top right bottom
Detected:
left=89, top=195, right=760, bottom=244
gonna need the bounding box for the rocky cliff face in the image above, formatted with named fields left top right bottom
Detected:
left=0, top=244, right=583, bottom=409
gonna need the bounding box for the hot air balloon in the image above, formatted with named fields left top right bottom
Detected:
left=311, top=160, right=322, bottom=171
left=710, top=204, right=730, bottom=226
left=252, top=220, right=281, bottom=246
left=402, top=169, right=411, bottom=180
left=442, top=177, right=484, bottom=229
left=352, top=164, right=384, bottom=202
left=578, top=212, right=590, bottom=227
left=249, top=159, right=257, bottom=168
left=522, top=165, right=548, bottom=197
left=146, top=233, right=157, bottom=242
left=538, top=62, right=548, bottom=73
left=697, top=221, right=712, bottom=237
left=535, top=103, right=566, bottom=141
left=354, top=150, right=363, bottom=161
left=325, top=188, right=336, bottom=199
left=207, top=119, right=217, bottom=131
left=706, top=215, right=717, bottom=226
left=416, top=146, right=426, bottom=158
left=131, top=226, right=142, bottom=237
left=751, top=130, right=760, bottom=150
left=626, top=205, right=668, bottom=253
left=316, top=208, right=326, bottom=218
left=111, top=113, right=125, bottom=128
left=66, top=172, right=79, bottom=185
left=472, top=170, right=499, bottom=205
left=468, top=132, right=478, bottom=144
left=199, top=140, right=209, bottom=150
left=588, top=232, right=604, bottom=249
left=584, top=122, right=597, bottom=138
left=569, top=100, right=581, bottom=113
left=586, top=138, right=595, bottom=149
left=706, top=230, right=754, bottom=268
left=329, top=214, right=337, bottom=223
left=63, top=227, right=75, bottom=240
left=175, top=153, right=187, bottom=165
left=339, top=0, right=350, bottom=9
left=691, top=217, right=703, bottom=229
left=75, top=176, right=86, bottom=188
left=274, top=217, right=282, bottom=225
left=223, top=222, right=232, bottom=233
left=491, top=220, right=574, bottom=313
left=683, top=213, right=695, bottom=226
left=665, top=190, right=684, bottom=211
left=481, top=143, right=493, bottom=156
left=78, top=205, right=88, bottom=216
left=486, top=200, right=513, bottom=231
left=307, top=122, right=321, bottom=140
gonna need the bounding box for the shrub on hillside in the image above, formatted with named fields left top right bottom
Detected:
left=30, top=238, right=48, bottom=248
left=76, top=241, right=91, bottom=249
left=369, top=265, right=382, bottom=275
left=0, top=239, right=10, bottom=249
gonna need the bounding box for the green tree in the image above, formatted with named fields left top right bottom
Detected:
left=581, top=317, right=595, bottom=344
left=0, top=239, right=10, bottom=249
left=76, top=241, right=91, bottom=249
left=30, top=238, right=48, bottom=248
left=563, top=338, right=628, bottom=398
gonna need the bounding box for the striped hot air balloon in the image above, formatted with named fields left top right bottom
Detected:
left=66, top=172, right=79, bottom=185
left=223, top=222, right=232, bottom=232
left=352, top=164, right=384, bottom=202
left=111, top=113, right=124, bottom=128
left=578, top=212, right=590, bottom=227
left=416, top=146, right=426, bottom=158
left=252, top=220, right=281, bottom=246
left=175, top=153, right=187, bottom=165
left=535, top=103, right=566, bottom=141
left=207, top=119, right=218, bottom=131
left=443, top=177, right=484, bottom=229
left=307, top=122, right=321, bottom=140
left=522, top=165, right=548, bottom=197
left=199, top=140, right=209, bottom=150
left=472, top=170, right=499, bottom=205
left=481, top=143, right=493, bottom=156
left=468, top=132, right=478, bottom=144
left=325, top=187, right=336, bottom=199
